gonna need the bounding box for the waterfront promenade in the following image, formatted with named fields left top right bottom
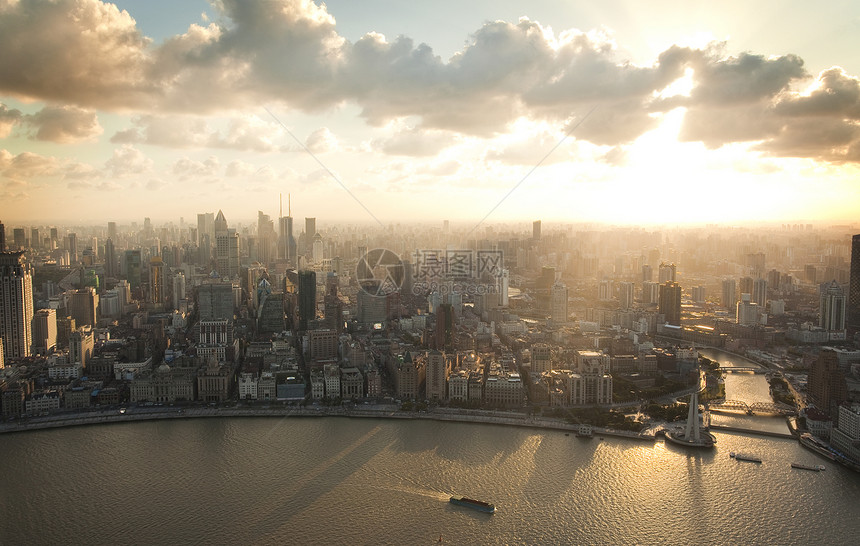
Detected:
left=0, top=404, right=654, bottom=441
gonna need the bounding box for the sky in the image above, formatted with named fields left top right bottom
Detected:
left=1, top=0, right=860, bottom=228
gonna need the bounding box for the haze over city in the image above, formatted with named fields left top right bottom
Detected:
left=1, top=0, right=860, bottom=226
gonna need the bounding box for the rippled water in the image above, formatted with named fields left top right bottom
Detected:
left=2, top=417, right=860, bottom=545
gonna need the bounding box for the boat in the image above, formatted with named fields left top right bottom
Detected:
left=576, top=424, right=593, bottom=438
left=449, top=496, right=495, bottom=514
left=791, top=462, right=825, bottom=471
left=729, top=452, right=762, bottom=463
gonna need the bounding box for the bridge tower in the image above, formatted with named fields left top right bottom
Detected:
left=683, top=373, right=704, bottom=442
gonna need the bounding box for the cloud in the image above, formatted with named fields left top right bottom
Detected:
left=1, top=0, right=859, bottom=163
left=23, top=105, right=103, bottom=143
left=305, top=127, right=338, bottom=154
left=0, top=149, right=60, bottom=180
left=105, top=145, right=153, bottom=178
left=111, top=114, right=282, bottom=151
left=0, top=103, right=22, bottom=137
left=371, top=126, right=455, bottom=156
left=172, top=156, right=220, bottom=179
left=0, top=0, right=154, bottom=108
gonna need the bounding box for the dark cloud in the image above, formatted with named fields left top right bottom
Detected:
left=0, top=103, right=23, bottom=137
left=23, top=106, right=102, bottom=143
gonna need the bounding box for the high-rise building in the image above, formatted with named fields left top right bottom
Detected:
left=216, top=231, right=240, bottom=279
left=13, top=228, right=26, bottom=250
left=532, top=220, right=541, bottom=241
left=0, top=220, right=5, bottom=252
left=305, top=218, right=316, bottom=255
left=531, top=343, right=552, bottom=373
left=104, top=238, right=116, bottom=278
left=434, top=303, right=455, bottom=350
left=641, top=264, right=653, bottom=282
left=298, top=270, right=316, bottom=330
left=0, top=252, right=33, bottom=359
left=278, top=215, right=295, bottom=263
left=68, top=287, right=98, bottom=328
left=312, top=232, right=323, bottom=263
left=67, top=232, right=78, bottom=263
left=722, top=278, right=736, bottom=313
left=819, top=280, right=846, bottom=333
left=752, top=278, right=768, bottom=308
left=32, top=308, right=57, bottom=354
left=197, top=212, right=214, bottom=247
left=658, top=281, right=681, bottom=326
left=198, top=281, right=234, bottom=322
left=736, top=293, right=759, bottom=325
left=69, top=328, right=94, bottom=369
left=123, top=250, right=142, bottom=290
left=498, top=268, right=510, bottom=307
left=849, top=234, right=860, bottom=329
left=107, top=221, right=117, bottom=241
left=426, top=350, right=449, bottom=400
left=808, top=350, right=848, bottom=417
left=551, top=280, right=569, bottom=323
left=642, top=281, right=659, bottom=304
left=658, top=262, right=676, bottom=283
left=618, top=281, right=634, bottom=311
left=149, top=257, right=166, bottom=308
left=739, top=276, right=754, bottom=297
left=172, top=272, right=186, bottom=310
left=691, top=286, right=706, bottom=304
left=356, top=285, right=387, bottom=325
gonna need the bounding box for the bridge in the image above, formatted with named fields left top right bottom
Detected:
left=718, top=366, right=766, bottom=374
left=708, top=399, right=795, bottom=416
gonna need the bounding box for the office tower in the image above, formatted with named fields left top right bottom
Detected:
left=107, top=221, right=117, bottom=241
left=739, top=276, right=754, bottom=297
left=67, top=233, right=78, bottom=263
left=149, top=257, right=165, bottom=307
left=257, top=210, right=275, bottom=266
left=658, top=281, right=681, bottom=326
left=747, top=252, right=766, bottom=278
left=49, top=227, right=58, bottom=247
left=658, top=262, right=676, bottom=283
left=214, top=211, right=239, bottom=278
left=197, top=212, right=214, bottom=247
left=13, top=228, right=25, bottom=249
left=173, top=272, right=186, bottom=310
left=551, top=280, right=569, bottom=323
left=198, top=282, right=234, bottom=322
left=642, top=281, right=659, bottom=304
left=0, top=252, right=34, bottom=358
left=69, top=328, right=94, bottom=368
left=752, top=278, right=768, bottom=308
left=434, top=303, right=455, bottom=350
left=598, top=279, right=613, bottom=301
left=808, top=350, right=848, bottom=417
left=618, top=281, right=634, bottom=311
left=32, top=308, right=57, bottom=353
left=767, top=269, right=781, bottom=289
left=305, top=218, right=316, bottom=255
left=298, top=270, right=316, bottom=330
left=0, top=220, right=5, bottom=251
left=722, top=278, right=737, bottom=312
left=68, top=287, right=98, bottom=328
left=312, top=233, right=323, bottom=263
left=641, top=264, right=652, bottom=282
left=691, top=286, right=706, bottom=304
left=531, top=343, right=552, bottom=373
left=104, top=238, right=116, bottom=278
left=123, top=250, right=142, bottom=290
left=850, top=234, right=860, bottom=328
left=278, top=215, right=294, bottom=262
left=30, top=228, right=39, bottom=251
left=426, top=350, right=449, bottom=400
left=819, top=280, right=846, bottom=333
left=498, top=268, right=510, bottom=307
left=736, top=293, right=759, bottom=325
left=533, top=220, right=541, bottom=241
left=357, top=284, right=387, bottom=324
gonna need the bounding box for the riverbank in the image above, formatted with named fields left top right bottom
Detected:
left=0, top=405, right=656, bottom=442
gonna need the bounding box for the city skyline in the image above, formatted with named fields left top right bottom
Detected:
left=2, top=0, right=860, bottom=225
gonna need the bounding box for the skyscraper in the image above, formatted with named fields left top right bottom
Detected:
left=0, top=252, right=33, bottom=358
left=104, top=238, right=116, bottom=278
left=752, top=278, right=768, bottom=308
left=819, top=280, right=846, bottom=333
left=658, top=281, right=681, bottom=326
left=551, top=280, right=569, bottom=323
left=425, top=350, right=448, bottom=400
left=722, top=278, right=736, bottom=313
left=808, top=350, right=848, bottom=417
left=32, top=308, right=57, bottom=354
left=658, top=262, right=676, bottom=283
left=67, top=232, right=78, bottom=263
left=68, top=287, right=98, bottom=328
left=305, top=218, right=316, bottom=256
left=0, top=220, right=5, bottom=252
left=618, top=281, right=634, bottom=311
left=849, top=234, right=860, bottom=329
left=298, top=270, right=316, bottom=331
left=149, top=257, right=166, bottom=308
left=532, top=220, right=541, bottom=241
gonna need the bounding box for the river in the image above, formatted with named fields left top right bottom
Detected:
left=2, top=412, right=860, bottom=544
